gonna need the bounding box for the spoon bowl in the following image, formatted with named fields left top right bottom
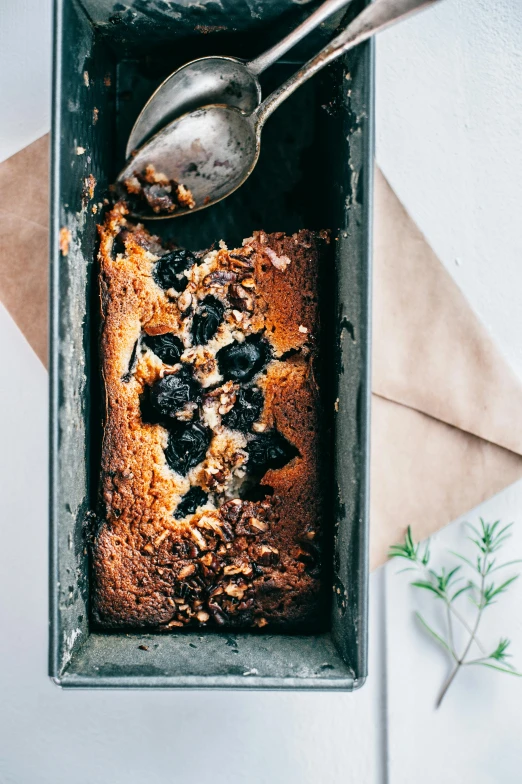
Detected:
left=119, top=0, right=441, bottom=220
left=126, top=57, right=261, bottom=159
left=126, top=0, right=359, bottom=156
left=120, top=105, right=260, bottom=218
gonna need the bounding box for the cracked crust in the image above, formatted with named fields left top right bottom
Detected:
left=92, top=203, right=330, bottom=630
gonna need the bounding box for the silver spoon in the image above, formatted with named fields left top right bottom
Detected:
left=126, top=0, right=357, bottom=158
left=119, top=0, right=442, bottom=220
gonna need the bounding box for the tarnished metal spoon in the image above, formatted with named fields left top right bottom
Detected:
left=119, top=0, right=442, bottom=220
left=126, top=0, right=357, bottom=158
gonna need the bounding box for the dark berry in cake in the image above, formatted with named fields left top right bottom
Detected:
left=222, top=386, right=264, bottom=432
left=174, top=486, right=208, bottom=519
left=149, top=369, right=200, bottom=419
left=246, top=431, right=299, bottom=474
left=153, top=249, right=196, bottom=291
left=143, top=333, right=184, bottom=365
left=192, top=296, right=225, bottom=345
left=217, top=336, right=270, bottom=383
left=165, top=421, right=212, bottom=475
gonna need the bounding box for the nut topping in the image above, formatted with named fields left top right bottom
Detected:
left=190, top=528, right=208, bottom=550
left=177, top=289, right=193, bottom=313
left=224, top=582, right=246, bottom=599
left=249, top=518, right=268, bottom=532
left=223, top=564, right=243, bottom=575
left=178, top=563, right=196, bottom=579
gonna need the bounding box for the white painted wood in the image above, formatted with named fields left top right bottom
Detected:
left=376, top=0, right=522, bottom=380
left=0, top=0, right=52, bottom=163
left=384, top=485, right=522, bottom=784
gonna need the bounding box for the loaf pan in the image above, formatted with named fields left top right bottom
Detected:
left=49, top=0, right=373, bottom=689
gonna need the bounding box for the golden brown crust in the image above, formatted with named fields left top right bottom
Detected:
left=92, top=205, right=329, bottom=630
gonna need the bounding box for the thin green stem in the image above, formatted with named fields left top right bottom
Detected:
left=445, top=603, right=485, bottom=653
left=415, top=559, right=485, bottom=653
left=393, top=521, right=520, bottom=710
left=436, top=549, right=488, bottom=708
left=435, top=664, right=460, bottom=709
left=459, top=556, right=488, bottom=664
left=446, top=602, right=455, bottom=653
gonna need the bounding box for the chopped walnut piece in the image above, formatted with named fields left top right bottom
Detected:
left=225, top=583, right=246, bottom=599
left=264, top=246, right=291, bottom=270
left=177, top=290, right=193, bottom=313
left=154, top=529, right=170, bottom=547
left=255, top=544, right=279, bottom=565
left=229, top=283, right=254, bottom=311
left=249, top=518, right=268, bottom=532
left=178, top=563, right=196, bottom=579
left=203, top=269, right=237, bottom=287
left=190, top=528, right=208, bottom=550
left=223, top=564, right=243, bottom=575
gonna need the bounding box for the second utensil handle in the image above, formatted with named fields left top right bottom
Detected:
left=255, top=0, right=441, bottom=124
left=247, top=0, right=356, bottom=75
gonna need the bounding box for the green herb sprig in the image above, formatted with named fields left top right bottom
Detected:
left=389, top=520, right=522, bottom=708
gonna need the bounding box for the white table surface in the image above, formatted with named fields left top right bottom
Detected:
left=1, top=1, right=521, bottom=782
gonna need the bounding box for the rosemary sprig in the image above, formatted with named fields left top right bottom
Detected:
left=389, top=519, right=522, bottom=708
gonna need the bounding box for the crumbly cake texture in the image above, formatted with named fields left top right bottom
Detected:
left=123, top=164, right=196, bottom=215
left=92, top=203, right=330, bottom=631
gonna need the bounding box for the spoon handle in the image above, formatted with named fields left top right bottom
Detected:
left=247, top=0, right=357, bottom=76
left=255, top=0, right=442, bottom=125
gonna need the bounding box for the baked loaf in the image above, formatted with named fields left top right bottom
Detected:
left=92, top=203, right=329, bottom=630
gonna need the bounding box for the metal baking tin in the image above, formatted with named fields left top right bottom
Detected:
left=50, top=0, right=373, bottom=689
